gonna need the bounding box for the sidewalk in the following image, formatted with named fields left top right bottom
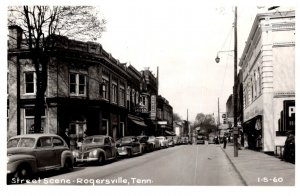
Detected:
left=221, top=144, right=295, bottom=186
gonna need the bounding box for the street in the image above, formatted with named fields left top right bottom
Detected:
left=24, top=144, right=245, bottom=186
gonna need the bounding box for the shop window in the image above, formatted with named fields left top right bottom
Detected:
left=24, top=108, right=45, bottom=134
left=24, top=72, right=36, bottom=94
left=102, top=119, right=109, bottom=135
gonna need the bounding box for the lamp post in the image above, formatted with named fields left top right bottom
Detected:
left=215, top=6, right=238, bottom=157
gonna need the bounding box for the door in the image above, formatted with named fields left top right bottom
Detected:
left=35, top=137, right=56, bottom=169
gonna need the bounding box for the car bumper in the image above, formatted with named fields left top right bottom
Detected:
left=117, top=148, right=128, bottom=156
left=75, top=157, right=98, bottom=163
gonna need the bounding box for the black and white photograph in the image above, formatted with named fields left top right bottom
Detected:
left=2, top=0, right=298, bottom=195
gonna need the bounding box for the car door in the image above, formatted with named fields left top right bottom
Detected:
left=131, top=137, right=140, bottom=153
left=53, top=137, right=68, bottom=166
left=35, top=137, right=56, bottom=169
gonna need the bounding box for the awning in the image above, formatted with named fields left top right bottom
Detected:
left=128, top=115, right=147, bottom=127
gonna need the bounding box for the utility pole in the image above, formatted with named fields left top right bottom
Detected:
left=233, top=6, right=238, bottom=157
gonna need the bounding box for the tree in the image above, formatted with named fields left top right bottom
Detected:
left=8, top=6, right=106, bottom=133
left=173, top=113, right=182, bottom=122
left=193, top=113, right=217, bottom=135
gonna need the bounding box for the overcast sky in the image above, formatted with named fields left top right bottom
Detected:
left=95, top=1, right=295, bottom=121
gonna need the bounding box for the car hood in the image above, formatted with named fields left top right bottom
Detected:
left=79, top=144, right=104, bottom=152
left=7, top=147, right=34, bottom=156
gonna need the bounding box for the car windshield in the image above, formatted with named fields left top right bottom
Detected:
left=83, top=137, right=104, bottom=144
left=7, top=138, right=35, bottom=148
left=118, top=137, right=132, bottom=143
left=156, top=137, right=164, bottom=140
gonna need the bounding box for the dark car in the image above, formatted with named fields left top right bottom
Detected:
left=166, top=136, right=175, bottom=147
left=196, top=135, right=205, bottom=144
left=72, top=135, right=117, bottom=165
left=116, top=136, right=141, bottom=157
left=7, top=134, right=74, bottom=182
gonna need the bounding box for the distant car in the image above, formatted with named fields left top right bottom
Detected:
left=156, top=136, right=169, bottom=148
left=116, top=136, right=141, bottom=157
left=196, top=135, right=205, bottom=144
left=166, top=136, right=175, bottom=147
left=181, top=137, right=189, bottom=144
left=7, top=134, right=74, bottom=182
left=137, top=136, right=150, bottom=153
left=147, top=136, right=160, bottom=150
left=72, top=135, right=117, bottom=165
left=208, top=136, right=215, bottom=144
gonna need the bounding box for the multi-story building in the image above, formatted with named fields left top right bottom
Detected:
left=156, top=95, right=173, bottom=136
left=7, top=25, right=163, bottom=147
left=240, top=11, right=295, bottom=153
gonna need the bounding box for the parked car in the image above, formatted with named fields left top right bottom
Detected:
left=137, top=136, right=150, bottom=153
left=181, top=137, right=189, bottom=144
left=196, top=135, right=205, bottom=144
left=208, top=136, right=215, bottom=144
left=156, top=136, right=169, bottom=148
left=116, top=136, right=141, bottom=157
left=72, top=135, right=117, bottom=165
left=166, top=136, right=175, bottom=147
left=7, top=134, right=74, bottom=182
left=147, top=136, right=160, bottom=150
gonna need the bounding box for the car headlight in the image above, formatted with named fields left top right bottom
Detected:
left=121, top=146, right=125, bottom=150
left=89, top=149, right=98, bottom=157
left=72, top=151, right=79, bottom=157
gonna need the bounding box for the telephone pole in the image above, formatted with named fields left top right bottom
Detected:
left=233, top=6, right=238, bottom=157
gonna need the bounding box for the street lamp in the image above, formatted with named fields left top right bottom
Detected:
left=215, top=6, right=239, bottom=157
left=215, top=50, right=234, bottom=63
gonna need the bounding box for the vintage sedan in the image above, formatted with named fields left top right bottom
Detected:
left=72, top=135, right=117, bottom=165
left=156, top=136, right=169, bottom=148
left=166, top=136, right=175, bottom=147
left=147, top=136, right=160, bottom=150
left=116, top=136, right=141, bottom=157
left=7, top=134, right=74, bottom=181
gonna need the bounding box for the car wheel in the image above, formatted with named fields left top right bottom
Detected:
left=14, top=164, right=31, bottom=181
left=98, top=154, right=105, bottom=165
left=127, top=149, right=132, bottom=158
left=63, top=158, right=73, bottom=172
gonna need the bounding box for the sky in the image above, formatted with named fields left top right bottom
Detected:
left=93, top=1, right=295, bottom=122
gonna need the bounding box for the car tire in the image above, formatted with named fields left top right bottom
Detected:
left=14, top=164, right=31, bottom=181
left=63, top=158, right=73, bottom=172
left=98, top=154, right=105, bottom=165
left=127, top=149, right=132, bottom=158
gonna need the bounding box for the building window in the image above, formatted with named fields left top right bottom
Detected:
left=119, top=85, right=125, bottom=106
left=101, top=75, right=109, bottom=100
left=258, top=67, right=261, bottom=95
left=120, top=122, right=125, bottom=137
left=112, top=81, right=117, bottom=103
left=102, top=119, right=109, bottom=135
left=24, top=72, right=36, bottom=94
left=24, top=108, right=45, bottom=134
left=69, top=73, right=86, bottom=96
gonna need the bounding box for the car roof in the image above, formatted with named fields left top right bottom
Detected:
left=8, top=133, right=61, bottom=140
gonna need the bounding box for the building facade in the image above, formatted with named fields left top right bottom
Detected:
left=156, top=95, right=173, bottom=136
left=240, top=11, right=295, bottom=152
left=8, top=26, right=165, bottom=146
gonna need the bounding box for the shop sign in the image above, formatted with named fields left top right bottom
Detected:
left=150, top=95, right=156, bottom=120
left=283, top=100, right=295, bottom=131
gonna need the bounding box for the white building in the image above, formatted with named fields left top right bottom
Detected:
left=240, top=11, right=295, bottom=153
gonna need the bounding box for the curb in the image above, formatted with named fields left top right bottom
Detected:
left=220, top=146, right=248, bottom=186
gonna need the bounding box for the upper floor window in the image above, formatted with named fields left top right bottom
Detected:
left=119, top=84, right=125, bottom=106
left=101, top=75, right=109, bottom=100
left=24, top=72, right=36, bottom=94
left=112, top=81, right=117, bottom=103
left=69, top=73, right=86, bottom=96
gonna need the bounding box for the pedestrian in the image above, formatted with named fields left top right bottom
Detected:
left=283, top=131, right=295, bottom=163
left=223, top=135, right=227, bottom=149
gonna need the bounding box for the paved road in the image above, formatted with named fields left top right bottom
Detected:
left=26, top=144, right=245, bottom=186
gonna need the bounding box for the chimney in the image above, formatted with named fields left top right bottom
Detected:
left=8, top=25, right=23, bottom=49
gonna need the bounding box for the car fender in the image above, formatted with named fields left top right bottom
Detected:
left=61, top=150, right=74, bottom=167
left=7, top=154, right=37, bottom=174
left=92, top=148, right=107, bottom=160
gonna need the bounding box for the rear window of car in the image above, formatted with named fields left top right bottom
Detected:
left=7, top=138, right=35, bottom=148
left=83, top=137, right=104, bottom=144
left=53, top=137, right=65, bottom=147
